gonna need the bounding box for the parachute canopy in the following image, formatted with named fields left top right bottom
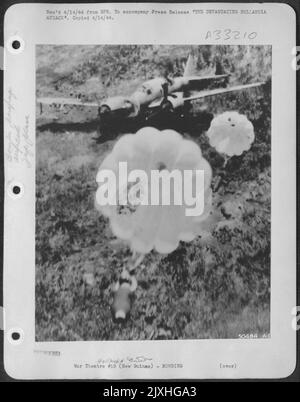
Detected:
left=207, top=111, right=255, bottom=157
left=96, top=127, right=212, bottom=254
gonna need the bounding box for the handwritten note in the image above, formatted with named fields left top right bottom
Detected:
left=5, top=87, right=34, bottom=168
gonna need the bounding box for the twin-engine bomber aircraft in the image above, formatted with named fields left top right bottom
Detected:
left=37, top=55, right=265, bottom=131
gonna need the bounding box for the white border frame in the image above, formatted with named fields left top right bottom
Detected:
left=3, top=2, right=297, bottom=379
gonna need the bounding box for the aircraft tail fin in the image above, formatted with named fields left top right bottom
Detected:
left=183, top=54, right=197, bottom=77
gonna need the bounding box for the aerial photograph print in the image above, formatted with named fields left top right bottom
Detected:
left=35, top=45, right=271, bottom=341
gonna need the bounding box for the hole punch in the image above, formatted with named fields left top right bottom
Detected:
left=12, top=40, right=21, bottom=50
left=12, top=185, right=21, bottom=195
left=8, top=182, right=24, bottom=199
left=7, top=36, right=24, bottom=54
left=7, top=327, right=24, bottom=345
left=11, top=332, right=20, bottom=341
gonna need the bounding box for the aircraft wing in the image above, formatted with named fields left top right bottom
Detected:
left=185, top=74, right=229, bottom=82
left=148, top=82, right=265, bottom=109
left=183, top=82, right=265, bottom=102
left=37, top=97, right=100, bottom=109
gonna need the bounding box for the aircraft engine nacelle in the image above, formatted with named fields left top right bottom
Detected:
left=132, top=78, right=166, bottom=106
left=99, top=96, right=140, bottom=120
left=167, top=77, right=189, bottom=93
left=166, top=92, right=185, bottom=110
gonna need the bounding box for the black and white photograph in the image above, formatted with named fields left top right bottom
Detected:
left=35, top=44, right=272, bottom=342
left=3, top=0, right=298, bottom=381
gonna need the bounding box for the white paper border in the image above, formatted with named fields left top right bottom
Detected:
left=3, top=2, right=297, bottom=379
